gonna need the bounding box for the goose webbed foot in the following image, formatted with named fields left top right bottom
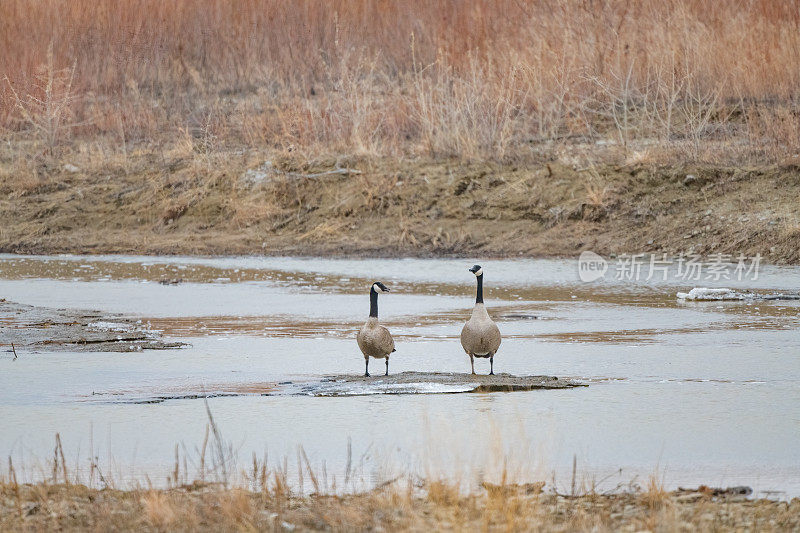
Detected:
left=364, top=359, right=370, bottom=377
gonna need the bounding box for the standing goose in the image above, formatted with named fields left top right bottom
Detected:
left=357, top=281, right=395, bottom=377
left=461, top=265, right=501, bottom=375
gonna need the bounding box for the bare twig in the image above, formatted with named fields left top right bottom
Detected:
left=11, top=343, right=17, bottom=360
left=283, top=168, right=362, bottom=179
left=54, top=433, right=68, bottom=485
left=8, top=457, right=22, bottom=518
left=374, top=476, right=401, bottom=490
left=570, top=454, right=577, bottom=497
left=202, top=394, right=230, bottom=486
left=299, top=446, right=320, bottom=494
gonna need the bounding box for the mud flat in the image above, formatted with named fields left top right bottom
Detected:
left=0, top=299, right=183, bottom=353
left=86, top=372, right=584, bottom=404
left=318, top=371, right=584, bottom=395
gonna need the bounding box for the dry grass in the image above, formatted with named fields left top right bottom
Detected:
left=1, top=413, right=798, bottom=531
left=1, top=0, right=799, bottom=165
left=1, top=478, right=798, bottom=532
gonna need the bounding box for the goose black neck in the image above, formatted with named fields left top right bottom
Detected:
left=475, top=274, right=484, bottom=304
left=369, top=288, right=379, bottom=317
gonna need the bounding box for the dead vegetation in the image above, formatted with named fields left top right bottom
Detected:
left=1, top=477, right=798, bottom=531
left=1, top=154, right=800, bottom=263
left=1, top=0, right=800, bottom=163
left=1, top=1, right=800, bottom=261
left=2, top=408, right=797, bottom=531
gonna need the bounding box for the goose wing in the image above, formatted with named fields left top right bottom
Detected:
left=378, top=325, right=396, bottom=354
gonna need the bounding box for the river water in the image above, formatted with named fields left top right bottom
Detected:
left=0, top=254, right=798, bottom=496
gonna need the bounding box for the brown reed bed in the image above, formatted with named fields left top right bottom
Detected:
left=1, top=0, right=799, bottom=163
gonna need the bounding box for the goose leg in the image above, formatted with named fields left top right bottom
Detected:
left=384, top=357, right=389, bottom=376
left=364, top=358, right=370, bottom=377
left=470, top=354, right=475, bottom=375
left=489, top=354, right=494, bottom=375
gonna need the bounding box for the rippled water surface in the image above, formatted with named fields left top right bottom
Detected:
left=1, top=254, right=799, bottom=496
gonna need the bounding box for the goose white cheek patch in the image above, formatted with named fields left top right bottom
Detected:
left=473, top=269, right=483, bottom=276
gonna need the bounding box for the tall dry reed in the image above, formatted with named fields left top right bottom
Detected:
left=1, top=0, right=799, bottom=162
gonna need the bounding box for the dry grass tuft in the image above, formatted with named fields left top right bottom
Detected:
left=141, top=490, right=178, bottom=529
left=426, top=479, right=461, bottom=507
left=642, top=471, right=671, bottom=510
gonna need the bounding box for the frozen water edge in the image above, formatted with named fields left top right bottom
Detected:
left=87, top=321, right=135, bottom=332
left=308, top=381, right=480, bottom=396
left=677, top=287, right=800, bottom=301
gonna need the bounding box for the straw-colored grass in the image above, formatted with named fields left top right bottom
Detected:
left=1, top=0, right=799, bottom=164
left=1, top=477, right=798, bottom=532
left=2, top=408, right=798, bottom=531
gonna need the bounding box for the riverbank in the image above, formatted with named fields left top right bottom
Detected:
left=1, top=480, right=797, bottom=532
left=3, top=1, right=800, bottom=264
left=2, top=153, right=800, bottom=263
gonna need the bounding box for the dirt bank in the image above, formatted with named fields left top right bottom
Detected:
left=1, top=481, right=797, bottom=532
left=2, top=154, right=800, bottom=263
left=0, top=299, right=183, bottom=353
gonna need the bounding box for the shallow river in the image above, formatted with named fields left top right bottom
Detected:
left=1, top=254, right=799, bottom=496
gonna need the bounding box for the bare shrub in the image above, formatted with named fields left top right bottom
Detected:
left=4, top=44, right=78, bottom=157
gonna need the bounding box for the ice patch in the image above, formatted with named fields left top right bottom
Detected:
left=677, top=288, right=741, bottom=301
left=87, top=321, right=133, bottom=332
left=677, top=287, right=800, bottom=301
left=311, top=381, right=479, bottom=397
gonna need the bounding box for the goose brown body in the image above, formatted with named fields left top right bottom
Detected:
left=357, top=317, right=395, bottom=359
left=460, top=265, right=501, bottom=374
left=357, top=281, right=395, bottom=376
left=460, top=303, right=501, bottom=358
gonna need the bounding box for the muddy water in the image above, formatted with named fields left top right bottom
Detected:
left=1, top=254, right=799, bottom=496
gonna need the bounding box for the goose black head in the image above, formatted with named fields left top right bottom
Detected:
left=468, top=264, right=483, bottom=276
left=371, top=281, right=390, bottom=293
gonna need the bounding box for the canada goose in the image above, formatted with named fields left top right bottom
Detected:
left=357, top=281, right=396, bottom=376
left=461, top=265, right=501, bottom=375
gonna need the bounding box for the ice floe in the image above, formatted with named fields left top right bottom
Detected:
left=677, top=287, right=800, bottom=301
